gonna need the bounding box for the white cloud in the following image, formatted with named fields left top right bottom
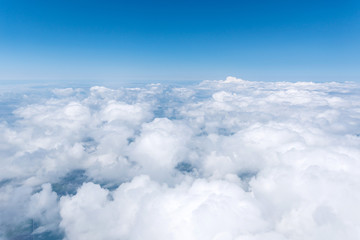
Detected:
left=1, top=77, right=360, bottom=239
left=27, top=183, right=60, bottom=233
left=59, top=176, right=269, bottom=240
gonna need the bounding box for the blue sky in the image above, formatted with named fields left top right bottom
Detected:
left=0, top=0, right=359, bottom=82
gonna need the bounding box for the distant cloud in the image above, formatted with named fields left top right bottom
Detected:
left=1, top=77, right=360, bottom=239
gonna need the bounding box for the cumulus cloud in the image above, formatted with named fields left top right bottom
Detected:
left=1, top=77, right=360, bottom=239
left=59, top=176, right=269, bottom=240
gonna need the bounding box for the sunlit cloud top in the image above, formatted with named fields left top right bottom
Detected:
left=1, top=77, right=360, bottom=239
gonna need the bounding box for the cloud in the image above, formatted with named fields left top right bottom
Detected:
left=59, top=176, right=269, bottom=240
left=1, top=77, right=360, bottom=239
left=27, top=183, right=60, bottom=233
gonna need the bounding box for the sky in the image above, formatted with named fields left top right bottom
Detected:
left=0, top=0, right=359, bottom=82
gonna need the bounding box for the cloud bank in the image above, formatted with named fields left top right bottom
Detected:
left=1, top=77, right=360, bottom=240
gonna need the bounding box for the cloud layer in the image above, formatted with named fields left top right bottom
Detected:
left=1, top=77, right=360, bottom=240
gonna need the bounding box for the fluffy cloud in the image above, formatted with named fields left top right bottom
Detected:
left=1, top=77, right=360, bottom=239
left=59, top=176, right=269, bottom=240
